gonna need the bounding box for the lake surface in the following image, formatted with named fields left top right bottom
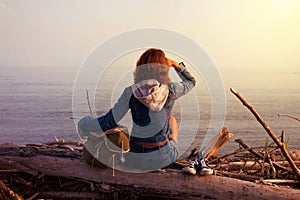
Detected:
left=1, top=65, right=299, bottom=157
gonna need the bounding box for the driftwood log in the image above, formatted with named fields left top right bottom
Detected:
left=206, top=127, right=233, bottom=159
left=186, top=127, right=233, bottom=159
left=1, top=144, right=300, bottom=199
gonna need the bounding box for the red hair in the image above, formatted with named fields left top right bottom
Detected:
left=134, top=48, right=170, bottom=84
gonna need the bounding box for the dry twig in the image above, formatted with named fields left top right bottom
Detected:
left=86, top=89, right=94, bottom=118
left=278, top=113, right=300, bottom=122
left=0, top=180, right=23, bottom=200
left=230, top=88, right=300, bottom=181
left=235, top=138, right=287, bottom=179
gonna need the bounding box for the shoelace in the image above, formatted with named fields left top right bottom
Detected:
left=199, top=159, right=209, bottom=169
left=189, top=159, right=198, bottom=168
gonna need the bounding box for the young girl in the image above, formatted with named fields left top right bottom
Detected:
left=78, top=48, right=196, bottom=171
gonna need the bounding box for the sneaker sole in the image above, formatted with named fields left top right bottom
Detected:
left=182, top=168, right=197, bottom=175
left=199, top=170, right=213, bottom=176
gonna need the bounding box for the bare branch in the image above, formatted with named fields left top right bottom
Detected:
left=86, top=89, right=94, bottom=118
left=278, top=113, right=300, bottom=122
left=230, top=88, right=300, bottom=181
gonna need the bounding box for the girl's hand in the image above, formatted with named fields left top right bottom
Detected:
left=166, top=58, right=179, bottom=69
left=78, top=116, right=104, bottom=137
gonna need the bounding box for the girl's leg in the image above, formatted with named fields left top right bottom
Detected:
left=169, top=115, right=178, bottom=144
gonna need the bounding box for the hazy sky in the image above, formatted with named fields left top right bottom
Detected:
left=0, top=0, right=299, bottom=70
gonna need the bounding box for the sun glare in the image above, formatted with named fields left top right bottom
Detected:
left=272, top=0, right=293, bottom=12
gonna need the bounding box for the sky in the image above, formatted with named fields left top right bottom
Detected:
left=0, top=0, right=300, bottom=70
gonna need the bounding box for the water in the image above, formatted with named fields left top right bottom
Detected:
left=0, top=66, right=76, bottom=143
left=1, top=65, right=299, bottom=157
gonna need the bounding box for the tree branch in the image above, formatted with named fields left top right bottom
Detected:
left=86, top=89, right=94, bottom=118
left=230, top=88, right=300, bottom=181
left=278, top=113, right=300, bottom=122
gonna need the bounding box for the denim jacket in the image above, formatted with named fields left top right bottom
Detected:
left=97, top=63, right=196, bottom=151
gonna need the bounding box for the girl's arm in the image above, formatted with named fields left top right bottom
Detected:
left=167, top=59, right=196, bottom=99
left=78, top=87, right=132, bottom=135
left=97, top=87, right=132, bottom=131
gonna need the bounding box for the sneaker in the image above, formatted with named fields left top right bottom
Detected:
left=199, top=159, right=213, bottom=176
left=182, top=159, right=199, bottom=175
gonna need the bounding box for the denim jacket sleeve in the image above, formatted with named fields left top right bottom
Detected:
left=168, top=63, right=196, bottom=99
left=97, top=86, right=132, bottom=131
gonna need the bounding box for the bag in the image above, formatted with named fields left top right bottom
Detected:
left=83, top=125, right=130, bottom=169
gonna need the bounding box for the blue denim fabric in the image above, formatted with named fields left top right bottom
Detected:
left=124, top=140, right=179, bottom=171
